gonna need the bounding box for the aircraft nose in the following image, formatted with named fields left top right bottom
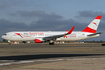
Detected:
left=2, top=35, right=4, bottom=39
left=2, top=35, right=6, bottom=39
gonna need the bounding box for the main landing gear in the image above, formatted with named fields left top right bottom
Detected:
left=49, top=42, right=54, bottom=45
left=49, top=40, right=54, bottom=45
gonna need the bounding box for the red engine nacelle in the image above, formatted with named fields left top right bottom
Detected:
left=35, top=38, right=43, bottom=43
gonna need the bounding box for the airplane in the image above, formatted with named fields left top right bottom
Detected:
left=2, top=16, right=102, bottom=45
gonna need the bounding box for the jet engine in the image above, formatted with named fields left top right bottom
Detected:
left=35, top=38, right=44, bottom=43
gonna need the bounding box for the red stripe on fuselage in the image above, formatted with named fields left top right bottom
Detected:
left=82, top=27, right=96, bottom=33
left=15, top=33, right=23, bottom=38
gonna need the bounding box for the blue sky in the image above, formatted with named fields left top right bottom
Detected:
left=0, top=0, right=105, bottom=41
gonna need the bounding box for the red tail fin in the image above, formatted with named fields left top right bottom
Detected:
left=82, top=16, right=102, bottom=33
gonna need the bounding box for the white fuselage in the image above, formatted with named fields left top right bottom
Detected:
left=2, top=31, right=99, bottom=42
left=1, top=16, right=102, bottom=44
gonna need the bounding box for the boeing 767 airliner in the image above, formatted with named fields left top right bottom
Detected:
left=2, top=16, right=102, bottom=45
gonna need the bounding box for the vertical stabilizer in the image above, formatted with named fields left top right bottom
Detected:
left=82, top=16, right=102, bottom=33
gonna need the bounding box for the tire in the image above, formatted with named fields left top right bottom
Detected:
left=49, top=42, right=54, bottom=45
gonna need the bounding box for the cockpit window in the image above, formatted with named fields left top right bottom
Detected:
left=4, top=34, right=7, bottom=35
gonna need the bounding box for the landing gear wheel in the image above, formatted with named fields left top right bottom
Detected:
left=49, top=42, right=54, bottom=45
left=23, top=41, right=26, bottom=44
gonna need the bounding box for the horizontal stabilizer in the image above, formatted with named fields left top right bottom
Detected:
left=87, top=32, right=102, bottom=36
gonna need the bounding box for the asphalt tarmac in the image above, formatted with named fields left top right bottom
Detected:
left=0, top=43, right=105, bottom=70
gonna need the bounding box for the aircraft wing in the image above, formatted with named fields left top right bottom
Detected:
left=87, top=32, right=102, bottom=36
left=43, top=26, right=75, bottom=41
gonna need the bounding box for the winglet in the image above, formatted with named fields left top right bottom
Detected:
left=67, top=26, right=75, bottom=34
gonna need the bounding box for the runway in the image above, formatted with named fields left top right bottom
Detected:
left=0, top=43, right=105, bottom=70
